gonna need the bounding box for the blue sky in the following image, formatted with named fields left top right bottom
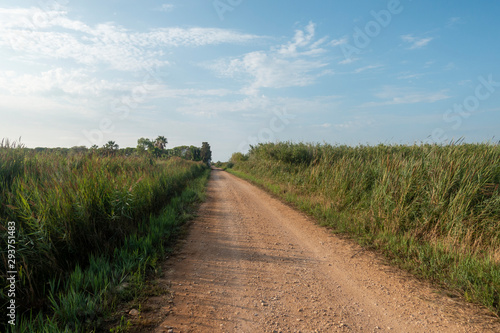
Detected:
left=1, top=0, right=499, bottom=161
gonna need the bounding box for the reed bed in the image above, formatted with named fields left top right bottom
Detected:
left=230, top=142, right=500, bottom=314
left=0, top=146, right=207, bottom=331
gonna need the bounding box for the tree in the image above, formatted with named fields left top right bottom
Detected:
left=200, top=142, right=212, bottom=164
left=102, top=141, right=119, bottom=156
left=70, top=146, right=87, bottom=154
left=122, top=147, right=136, bottom=156
left=103, top=141, right=119, bottom=150
left=137, top=138, right=153, bottom=152
left=189, top=146, right=201, bottom=161
left=230, top=152, right=248, bottom=163
left=154, top=136, right=168, bottom=150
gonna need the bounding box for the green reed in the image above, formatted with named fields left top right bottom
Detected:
left=0, top=147, right=207, bottom=330
left=230, top=142, right=500, bottom=314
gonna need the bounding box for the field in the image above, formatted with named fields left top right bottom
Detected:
left=0, top=145, right=209, bottom=332
left=228, top=142, right=500, bottom=315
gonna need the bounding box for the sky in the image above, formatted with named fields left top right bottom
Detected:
left=1, top=0, right=499, bottom=161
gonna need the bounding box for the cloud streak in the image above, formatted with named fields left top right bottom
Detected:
left=353, top=64, right=383, bottom=74
left=361, top=86, right=450, bottom=107
left=401, top=34, right=433, bottom=49
left=158, top=4, right=175, bottom=12
left=0, top=68, right=136, bottom=96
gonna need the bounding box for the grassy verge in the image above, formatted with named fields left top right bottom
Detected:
left=228, top=142, right=500, bottom=316
left=0, top=146, right=209, bottom=332
left=18, top=168, right=209, bottom=332
left=104, top=169, right=210, bottom=333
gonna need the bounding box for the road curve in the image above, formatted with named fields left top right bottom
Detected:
left=142, top=169, right=498, bottom=333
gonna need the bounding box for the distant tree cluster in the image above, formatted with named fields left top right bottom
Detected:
left=26, top=136, right=212, bottom=164
left=136, top=136, right=168, bottom=157
left=163, top=142, right=211, bottom=163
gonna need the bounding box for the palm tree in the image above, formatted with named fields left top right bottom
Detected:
left=154, top=136, right=168, bottom=150
left=103, top=141, right=119, bottom=150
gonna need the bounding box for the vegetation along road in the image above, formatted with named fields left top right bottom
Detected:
left=137, top=169, right=500, bottom=333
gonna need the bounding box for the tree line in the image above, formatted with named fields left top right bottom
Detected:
left=29, top=136, right=212, bottom=164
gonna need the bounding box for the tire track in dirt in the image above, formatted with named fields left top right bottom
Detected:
left=140, top=169, right=499, bottom=333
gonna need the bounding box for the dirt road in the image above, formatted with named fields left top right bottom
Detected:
left=141, top=169, right=499, bottom=332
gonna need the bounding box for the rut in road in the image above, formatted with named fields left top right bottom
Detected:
left=141, top=169, right=499, bottom=333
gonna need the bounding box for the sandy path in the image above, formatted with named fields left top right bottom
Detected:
left=141, top=169, right=499, bottom=333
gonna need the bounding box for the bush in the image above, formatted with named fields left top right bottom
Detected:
left=230, top=152, right=248, bottom=164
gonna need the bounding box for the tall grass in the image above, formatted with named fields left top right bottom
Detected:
left=230, top=142, right=500, bottom=314
left=0, top=145, right=207, bottom=330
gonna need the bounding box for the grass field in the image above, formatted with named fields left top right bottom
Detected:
left=0, top=146, right=209, bottom=331
left=229, top=142, right=500, bottom=315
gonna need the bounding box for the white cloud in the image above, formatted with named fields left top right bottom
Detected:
left=401, top=34, right=433, bottom=49
left=353, top=64, right=383, bottom=74
left=276, top=22, right=327, bottom=57
left=0, top=7, right=65, bottom=29
left=310, top=117, right=374, bottom=131
left=361, top=86, right=450, bottom=107
left=397, top=72, right=424, bottom=80
left=458, top=79, right=472, bottom=86
left=333, top=117, right=375, bottom=130
left=0, top=93, right=100, bottom=119
left=329, top=37, right=348, bottom=47
left=206, top=23, right=332, bottom=95
left=0, top=7, right=260, bottom=71
left=446, top=17, right=462, bottom=28
left=173, top=94, right=341, bottom=118
left=175, top=95, right=271, bottom=116
left=137, top=27, right=259, bottom=47
left=154, top=88, right=233, bottom=99
left=0, top=68, right=130, bottom=96
left=158, top=4, right=175, bottom=12
left=423, top=60, right=435, bottom=68
left=444, top=62, right=456, bottom=71
left=338, top=57, right=359, bottom=65
left=0, top=5, right=268, bottom=131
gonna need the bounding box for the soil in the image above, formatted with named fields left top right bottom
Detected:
left=130, top=169, right=500, bottom=332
